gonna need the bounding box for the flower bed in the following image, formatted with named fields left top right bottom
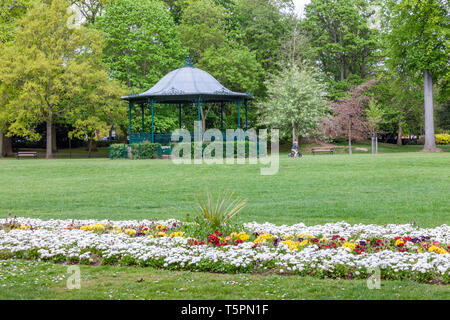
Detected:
left=0, top=217, right=449, bottom=283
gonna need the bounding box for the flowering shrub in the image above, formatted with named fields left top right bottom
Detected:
left=435, top=134, right=450, bottom=145
left=0, top=217, right=448, bottom=283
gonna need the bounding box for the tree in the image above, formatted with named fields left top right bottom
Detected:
left=258, top=65, right=329, bottom=144
left=70, top=0, right=111, bottom=24
left=366, top=99, right=384, bottom=153
left=230, top=0, right=292, bottom=75
left=302, top=0, right=379, bottom=100
left=382, top=0, right=449, bottom=151
left=321, top=81, right=376, bottom=154
left=0, top=0, right=35, bottom=157
left=0, top=0, right=34, bottom=43
left=0, top=0, right=125, bottom=159
left=96, top=0, right=185, bottom=90
left=369, top=74, right=423, bottom=145
left=178, top=0, right=227, bottom=62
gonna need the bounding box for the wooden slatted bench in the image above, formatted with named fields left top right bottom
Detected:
left=16, top=151, right=38, bottom=159
left=311, top=147, right=334, bottom=155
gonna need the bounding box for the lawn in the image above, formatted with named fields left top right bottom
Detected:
left=1, top=259, right=449, bottom=300
left=0, top=151, right=449, bottom=227
left=0, top=149, right=449, bottom=300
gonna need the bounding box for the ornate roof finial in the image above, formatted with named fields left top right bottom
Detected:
left=184, top=55, right=194, bottom=67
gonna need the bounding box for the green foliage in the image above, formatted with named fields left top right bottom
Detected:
left=382, top=0, right=449, bottom=81
left=130, top=142, right=162, bottom=159
left=229, top=0, right=292, bottom=74
left=0, top=0, right=35, bottom=43
left=0, top=0, right=125, bottom=158
left=178, top=0, right=227, bottom=62
left=368, top=74, right=423, bottom=134
left=302, top=0, right=379, bottom=100
left=96, top=0, right=185, bottom=90
left=366, top=99, right=385, bottom=133
left=171, top=140, right=258, bottom=158
left=109, top=144, right=128, bottom=159
left=182, top=191, right=247, bottom=237
left=198, top=44, right=263, bottom=96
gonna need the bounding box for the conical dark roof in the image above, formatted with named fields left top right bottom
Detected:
left=122, top=65, right=252, bottom=104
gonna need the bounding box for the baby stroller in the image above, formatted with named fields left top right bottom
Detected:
left=288, top=148, right=302, bottom=158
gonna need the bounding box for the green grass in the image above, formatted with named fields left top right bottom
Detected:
left=0, top=152, right=449, bottom=226
left=1, top=149, right=449, bottom=300
left=0, top=259, right=448, bottom=300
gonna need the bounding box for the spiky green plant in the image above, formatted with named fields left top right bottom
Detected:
left=192, top=191, right=247, bottom=230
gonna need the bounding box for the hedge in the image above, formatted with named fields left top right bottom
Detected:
left=130, top=142, right=162, bottom=159
left=170, top=141, right=261, bottom=158
left=109, top=144, right=128, bottom=159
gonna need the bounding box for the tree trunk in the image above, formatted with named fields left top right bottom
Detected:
left=88, top=138, right=93, bottom=158
left=52, top=124, right=57, bottom=153
left=0, top=130, right=3, bottom=157
left=397, top=122, right=403, bottom=146
left=348, top=118, right=352, bottom=155
left=292, top=121, right=297, bottom=145
left=4, top=136, right=12, bottom=156
left=46, top=114, right=53, bottom=159
left=423, top=69, right=437, bottom=151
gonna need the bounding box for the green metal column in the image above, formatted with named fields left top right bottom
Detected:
left=179, top=104, right=182, bottom=129
left=237, top=100, right=241, bottom=141
left=245, top=100, right=248, bottom=131
left=237, top=100, right=241, bottom=129
left=141, top=104, right=144, bottom=134
left=149, top=99, right=154, bottom=143
left=197, top=97, right=201, bottom=141
left=128, top=102, right=133, bottom=144
left=220, top=103, right=224, bottom=131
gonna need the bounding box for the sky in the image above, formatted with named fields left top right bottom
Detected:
left=292, top=0, right=311, bottom=17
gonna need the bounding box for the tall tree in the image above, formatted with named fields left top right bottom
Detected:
left=258, top=65, right=329, bottom=144
left=0, top=0, right=35, bottom=157
left=0, top=0, right=124, bottom=159
left=178, top=0, right=227, bottom=62
left=302, top=0, right=379, bottom=100
left=382, top=0, right=449, bottom=151
left=96, top=0, right=185, bottom=90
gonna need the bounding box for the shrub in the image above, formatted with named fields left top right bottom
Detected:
left=110, top=144, right=127, bottom=159
left=170, top=141, right=259, bottom=159
left=435, top=134, right=450, bottom=145
left=190, top=191, right=247, bottom=232
left=130, top=142, right=162, bottom=159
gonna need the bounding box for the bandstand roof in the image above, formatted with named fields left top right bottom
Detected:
left=121, top=61, right=253, bottom=104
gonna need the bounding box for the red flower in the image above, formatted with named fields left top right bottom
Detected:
left=312, top=238, right=319, bottom=243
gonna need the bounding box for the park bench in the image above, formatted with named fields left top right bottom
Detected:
left=311, top=147, right=334, bottom=155
left=16, top=151, right=38, bottom=159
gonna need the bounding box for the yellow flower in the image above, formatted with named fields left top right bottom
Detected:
left=342, top=242, right=357, bottom=251
left=158, top=232, right=167, bottom=237
left=254, top=233, right=275, bottom=244
left=300, top=239, right=308, bottom=246
left=169, top=231, right=184, bottom=238
left=428, top=245, right=448, bottom=254
left=156, top=224, right=166, bottom=231
left=232, top=232, right=250, bottom=241
left=280, top=240, right=301, bottom=251
left=125, top=229, right=136, bottom=236
left=395, top=239, right=405, bottom=246
left=283, top=234, right=294, bottom=240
